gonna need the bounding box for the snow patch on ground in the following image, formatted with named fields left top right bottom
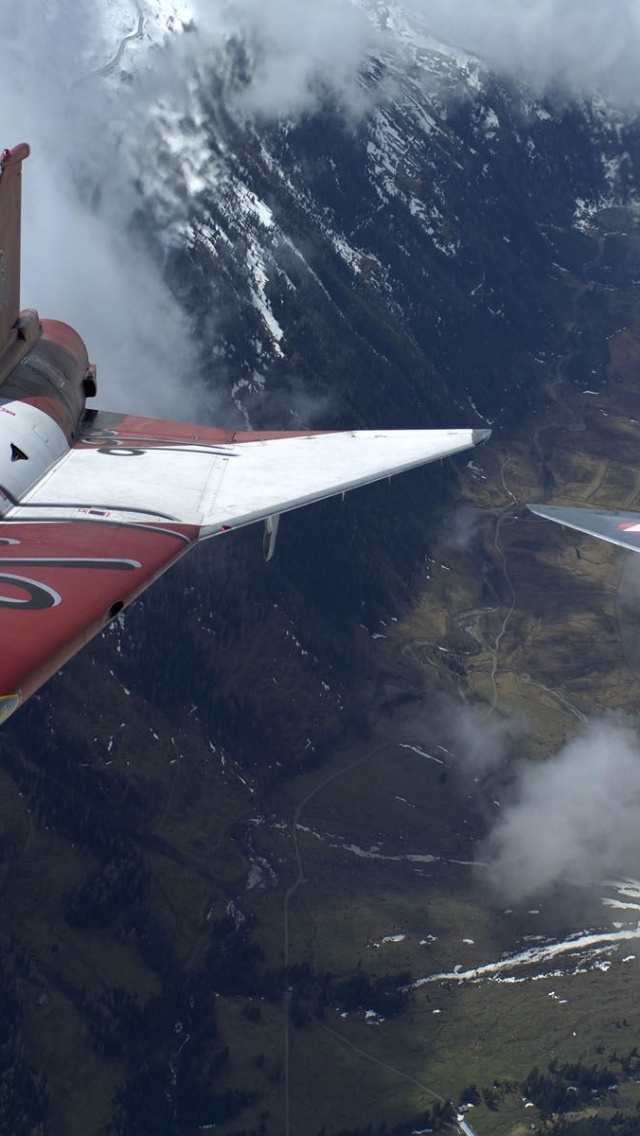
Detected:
left=414, top=878, right=640, bottom=989
left=399, top=742, right=444, bottom=764
left=335, top=841, right=438, bottom=865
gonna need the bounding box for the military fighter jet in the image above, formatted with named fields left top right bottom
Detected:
left=0, top=143, right=489, bottom=724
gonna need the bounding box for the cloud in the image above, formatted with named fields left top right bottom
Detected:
left=0, top=0, right=379, bottom=420
left=436, top=698, right=521, bottom=779
left=0, top=1, right=206, bottom=420
left=434, top=702, right=640, bottom=904
left=483, top=717, right=640, bottom=901
left=441, top=504, right=486, bottom=552
left=193, top=0, right=640, bottom=111
left=193, top=0, right=379, bottom=117
left=193, top=0, right=640, bottom=112
left=419, top=0, right=640, bottom=104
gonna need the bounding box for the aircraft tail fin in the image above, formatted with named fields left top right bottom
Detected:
left=0, top=145, right=40, bottom=386
left=0, top=145, right=29, bottom=344
left=528, top=502, right=640, bottom=554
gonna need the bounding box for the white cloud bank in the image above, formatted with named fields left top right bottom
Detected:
left=483, top=717, right=640, bottom=900
left=0, top=1, right=205, bottom=419
left=420, top=0, right=640, bottom=104
left=191, top=0, right=640, bottom=110
left=193, top=0, right=378, bottom=117
left=436, top=701, right=640, bottom=903
left=0, top=0, right=378, bottom=417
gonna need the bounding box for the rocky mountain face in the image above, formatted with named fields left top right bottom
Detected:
left=134, top=12, right=638, bottom=432
left=83, top=5, right=640, bottom=768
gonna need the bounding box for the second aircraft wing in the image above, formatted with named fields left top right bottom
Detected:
left=528, top=502, right=640, bottom=554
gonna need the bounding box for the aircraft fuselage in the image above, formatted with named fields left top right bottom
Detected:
left=0, top=319, right=95, bottom=509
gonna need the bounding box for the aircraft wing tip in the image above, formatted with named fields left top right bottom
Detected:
left=527, top=503, right=591, bottom=524
left=0, top=694, right=20, bottom=725
left=527, top=503, right=555, bottom=519
left=472, top=428, right=491, bottom=445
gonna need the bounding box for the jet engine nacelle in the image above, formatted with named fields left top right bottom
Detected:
left=0, top=319, right=96, bottom=511
left=0, top=399, right=68, bottom=510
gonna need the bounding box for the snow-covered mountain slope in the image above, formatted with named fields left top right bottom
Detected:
left=68, top=0, right=640, bottom=439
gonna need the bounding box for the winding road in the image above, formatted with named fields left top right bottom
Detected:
left=74, top=0, right=145, bottom=84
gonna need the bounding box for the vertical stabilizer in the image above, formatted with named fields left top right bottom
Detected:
left=0, top=144, right=29, bottom=347
left=0, top=145, right=40, bottom=385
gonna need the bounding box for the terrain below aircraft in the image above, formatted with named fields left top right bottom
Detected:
left=0, top=143, right=490, bottom=724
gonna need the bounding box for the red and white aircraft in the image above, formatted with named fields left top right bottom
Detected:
left=0, top=144, right=490, bottom=724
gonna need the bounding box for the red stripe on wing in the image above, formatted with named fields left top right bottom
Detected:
left=79, top=411, right=333, bottom=450
left=0, top=520, right=198, bottom=704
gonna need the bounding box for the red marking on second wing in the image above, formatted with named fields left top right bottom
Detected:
left=0, top=520, right=198, bottom=704
left=81, top=415, right=335, bottom=449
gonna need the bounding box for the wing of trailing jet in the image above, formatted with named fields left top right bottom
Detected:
left=0, top=410, right=490, bottom=721
left=528, top=503, right=640, bottom=554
